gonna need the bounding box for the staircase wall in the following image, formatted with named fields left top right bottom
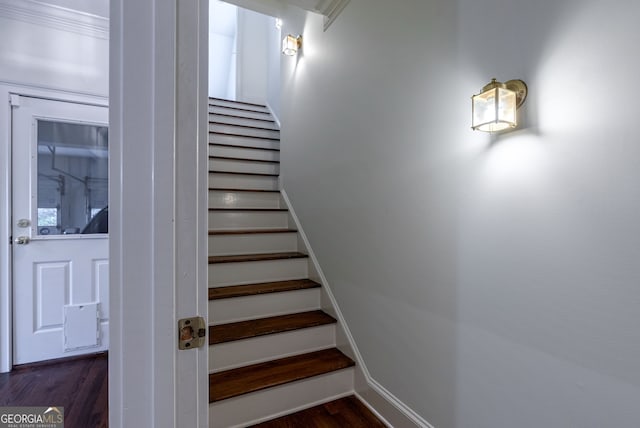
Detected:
left=278, top=0, right=640, bottom=427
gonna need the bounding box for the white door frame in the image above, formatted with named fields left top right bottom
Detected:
left=109, top=0, right=208, bottom=427
left=0, top=82, right=108, bottom=373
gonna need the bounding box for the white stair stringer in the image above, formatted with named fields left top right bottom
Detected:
left=208, top=99, right=356, bottom=428
left=209, top=368, right=355, bottom=428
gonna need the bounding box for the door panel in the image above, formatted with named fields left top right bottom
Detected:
left=12, top=96, right=109, bottom=365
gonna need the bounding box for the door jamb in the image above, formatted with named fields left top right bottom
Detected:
left=0, top=82, right=107, bottom=373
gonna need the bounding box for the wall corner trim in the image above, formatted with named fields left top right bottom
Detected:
left=0, top=0, right=109, bottom=39
left=280, top=188, right=435, bottom=428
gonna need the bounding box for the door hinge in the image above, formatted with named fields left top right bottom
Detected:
left=9, top=94, right=20, bottom=108
left=178, top=316, right=206, bottom=350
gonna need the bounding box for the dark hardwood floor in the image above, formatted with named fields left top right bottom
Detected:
left=250, top=396, right=388, bottom=428
left=0, top=353, right=108, bottom=428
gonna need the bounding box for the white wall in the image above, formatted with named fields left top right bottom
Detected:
left=236, top=8, right=269, bottom=104
left=209, top=0, right=238, bottom=99
left=0, top=0, right=109, bottom=96
left=279, top=0, right=640, bottom=427
left=266, top=15, right=281, bottom=119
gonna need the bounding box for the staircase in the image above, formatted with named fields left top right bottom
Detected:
left=208, top=98, right=356, bottom=427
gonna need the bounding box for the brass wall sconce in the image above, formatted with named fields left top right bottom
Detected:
left=282, top=34, right=302, bottom=56
left=472, top=78, right=527, bottom=132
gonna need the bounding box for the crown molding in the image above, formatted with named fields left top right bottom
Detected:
left=316, top=0, right=350, bottom=29
left=0, top=0, right=109, bottom=39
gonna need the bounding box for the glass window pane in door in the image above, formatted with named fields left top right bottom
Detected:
left=36, top=120, right=108, bottom=235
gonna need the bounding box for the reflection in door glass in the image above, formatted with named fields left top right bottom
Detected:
left=37, top=120, right=108, bottom=235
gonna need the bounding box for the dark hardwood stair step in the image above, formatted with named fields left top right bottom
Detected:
left=209, top=229, right=296, bottom=235
left=210, top=142, right=280, bottom=152
left=209, top=207, right=288, bottom=212
left=248, top=395, right=387, bottom=428
left=210, top=170, right=279, bottom=177
left=211, top=121, right=280, bottom=133
left=209, top=187, right=280, bottom=193
left=211, top=112, right=275, bottom=123
left=210, top=310, right=336, bottom=345
left=210, top=131, right=280, bottom=141
left=209, top=155, right=279, bottom=164
left=209, top=252, right=307, bottom=264
left=209, top=104, right=273, bottom=115
left=209, top=348, right=355, bottom=402
left=209, top=97, right=267, bottom=108
left=208, top=279, right=321, bottom=300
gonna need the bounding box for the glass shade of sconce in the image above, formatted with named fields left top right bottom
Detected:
left=282, top=34, right=302, bottom=56
left=472, top=78, right=527, bottom=132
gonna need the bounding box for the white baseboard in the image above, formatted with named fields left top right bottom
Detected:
left=280, top=189, right=434, bottom=428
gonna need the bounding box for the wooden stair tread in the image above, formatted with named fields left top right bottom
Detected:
left=209, top=348, right=355, bottom=402
left=209, top=207, right=288, bottom=212
left=209, top=104, right=273, bottom=115
left=208, top=279, right=321, bottom=300
left=209, top=229, right=296, bottom=235
left=210, top=112, right=275, bottom=123
left=248, top=395, right=387, bottom=428
left=210, top=142, right=280, bottom=152
left=211, top=121, right=280, bottom=132
left=211, top=131, right=280, bottom=141
left=210, top=310, right=336, bottom=345
left=209, top=170, right=279, bottom=177
left=209, top=97, right=267, bottom=108
left=209, top=252, right=307, bottom=264
left=209, top=187, right=280, bottom=193
left=209, top=155, right=279, bottom=164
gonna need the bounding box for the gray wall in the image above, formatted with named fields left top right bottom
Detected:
left=279, top=0, right=640, bottom=427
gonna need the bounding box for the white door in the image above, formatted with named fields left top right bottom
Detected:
left=12, top=96, right=109, bottom=365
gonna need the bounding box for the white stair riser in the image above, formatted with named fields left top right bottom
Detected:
left=210, top=123, right=280, bottom=140
left=210, top=258, right=308, bottom=287
left=209, top=233, right=298, bottom=256
left=209, top=173, right=279, bottom=191
left=210, top=326, right=335, bottom=373
left=209, top=211, right=290, bottom=230
left=209, top=133, right=280, bottom=151
left=209, top=158, right=279, bottom=175
left=209, top=105, right=273, bottom=120
left=209, top=190, right=281, bottom=209
left=210, top=113, right=278, bottom=130
left=209, top=288, right=320, bottom=324
left=209, top=145, right=280, bottom=162
left=210, top=99, right=270, bottom=113
left=209, top=369, right=355, bottom=428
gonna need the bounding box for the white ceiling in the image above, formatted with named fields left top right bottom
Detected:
left=43, top=0, right=109, bottom=18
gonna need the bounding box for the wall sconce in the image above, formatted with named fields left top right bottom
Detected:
left=471, top=78, right=527, bottom=132
left=275, top=18, right=283, bottom=30
left=282, top=34, right=302, bottom=56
